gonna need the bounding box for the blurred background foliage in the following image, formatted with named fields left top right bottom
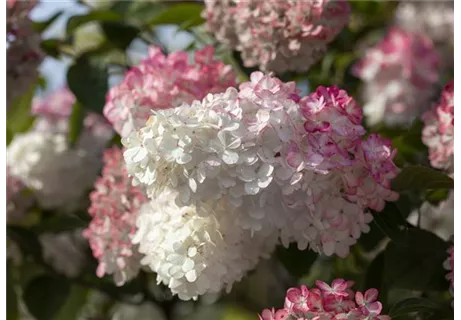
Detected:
left=7, top=1, right=454, bottom=319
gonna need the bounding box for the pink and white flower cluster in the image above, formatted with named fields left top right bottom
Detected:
left=123, top=72, right=398, bottom=299
left=394, top=1, right=453, bottom=70
left=83, top=147, right=147, bottom=286
left=260, top=279, right=390, bottom=320
left=7, top=0, right=43, bottom=108
left=421, top=80, right=454, bottom=172
left=353, top=27, right=440, bottom=127
left=7, top=88, right=113, bottom=212
left=103, top=45, right=236, bottom=137
left=203, top=0, right=350, bottom=73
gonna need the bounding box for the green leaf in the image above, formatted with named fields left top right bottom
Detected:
left=110, top=1, right=166, bottom=25
left=149, top=3, right=205, bottom=28
left=32, top=214, right=88, bottom=233
left=7, top=263, right=18, bottom=320
left=276, top=243, right=318, bottom=278
left=33, top=11, right=63, bottom=33
left=66, top=10, right=122, bottom=35
left=40, top=38, right=62, bottom=58
left=54, top=286, right=89, bottom=320
left=392, top=165, right=454, bottom=192
left=7, top=83, right=37, bottom=143
left=23, top=276, right=71, bottom=320
left=7, top=226, right=43, bottom=263
left=389, top=297, right=449, bottom=319
left=383, top=228, right=449, bottom=291
left=68, top=102, right=85, bottom=146
left=67, top=54, right=109, bottom=113
left=425, top=189, right=450, bottom=206
left=101, top=22, right=140, bottom=50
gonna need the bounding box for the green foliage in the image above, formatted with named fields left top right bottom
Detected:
left=67, top=54, right=109, bottom=113
left=148, top=3, right=205, bottom=29
left=7, top=83, right=37, bottom=144
left=66, top=10, right=122, bottom=34
left=23, top=276, right=71, bottom=320
left=392, top=166, right=454, bottom=192
left=68, top=102, right=85, bottom=146
left=276, top=244, right=318, bottom=278
left=7, top=263, right=18, bottom=320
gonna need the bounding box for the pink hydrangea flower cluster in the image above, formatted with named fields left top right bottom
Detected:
left=444, top=245, right=454, bottom=296
left=124, top=71, right=399, bottom=266
left=203, top=0, right=350, bottom=73
left=353, top=27, right=440, bottom=127
left=103, top=45, right=236, bottom=137
left=7, top=0, right=43, bottom=109
left=83, top=147, right=148, bottom=286
left=260, top=279, right=390, bottom=320
left=421, top=80, right=454, bottom=172
left=394, top=1, right=453, bottom=71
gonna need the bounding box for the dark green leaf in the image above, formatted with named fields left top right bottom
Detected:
left=23, top=276, right=71, bottom=320
left=101, top=22, right=140, bottom=50
left=7, top=262, right=18, bottom=320
left=68, top=102, right=85, bottom=146
left=384, top=228, right=449, bottom=291
left=425, top=189, right=450, bottom=206
left=7, top=226, right=43, bottom=263
left=7, top=83, right=37, bottom=143
left=360, top=194, right=416, bottom=251
left=54, top=285, right=89, bottom=320
left=32, top=214, right=87, bottom=234
left=111, top=1, right=166, bottom=25
left=276, top=243, right=318, bottom=278
left=392, top=165, right=454, bottom=192
left=66, top=10, right=121, bottom=34
left=149, top=3, right=205, bottom=28
left=40, top=39, right=62, bottom=58
left=33, top=11, right=63, bottom=33
left=67, top=55, right=108, bottom=113
left=389, top=297, right=449, bottom=319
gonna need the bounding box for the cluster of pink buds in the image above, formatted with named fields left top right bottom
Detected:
left=83, top=147, right=148, bottom=286
left=260, top=279, right=390, bottom=320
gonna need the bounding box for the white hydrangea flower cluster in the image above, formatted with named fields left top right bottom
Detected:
left=7, top=89, right=113, bottom=213
left=124, top=72, right=398, bottom=300
left=134, top=189, right=276, bottom=300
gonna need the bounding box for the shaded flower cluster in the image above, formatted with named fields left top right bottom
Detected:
left=421, top=80, right=454, bottom=172
left=353, top=27, right=440, bottom=127
left=203, top=0, right=350, bottom=73
left=123, top=72, right=398, bottom=299
left=394, top=1, right=453, bottom=70
left=7, top=88, right=113, bottom=213
left=6, top=0, right=43, bottom=109
left=260, top=279, right=390, bottom=320
left=104, top=45, right=236, bottom=137
left=83, top=147, right=147, bottom=286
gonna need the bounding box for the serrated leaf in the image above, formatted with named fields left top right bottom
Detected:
left=66, top=10, right=121, bottom=35
left=392, top=165, right=454, bottom=192
left=149, top=3, right=205, bottom=29
left=33, top=11, right=63, bottom=33
left=383, top=229, right=449, bottom=291
left=68, top=102, right=85, bottom=146
left=67, top=55, right=108, bottom=113
left=276, top=243, right=318, bottom=278
left=23, top=276, right=71, bottom=320
left=101, top=22, right=140, bottom=50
